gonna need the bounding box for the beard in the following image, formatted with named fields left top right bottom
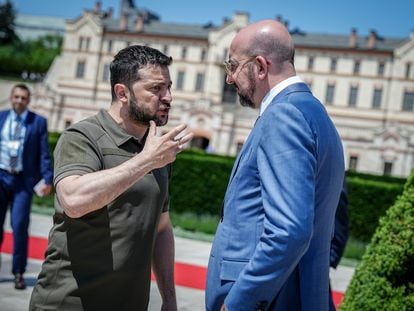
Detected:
left=237, top=67, right=256, bottom=108
left=128, top=93, right=168, bottom=127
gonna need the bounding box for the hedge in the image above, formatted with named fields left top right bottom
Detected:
left=347, top=177, right=405, bottom=242
left=170, top=151, right=234, bottom=215
left=340, top=170, right=414, bottom=310
left=346, top=170, right=406, bottom=185
left=33, top=134, right=407, bottom=243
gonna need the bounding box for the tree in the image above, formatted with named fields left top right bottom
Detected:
left=0, top=0, right=18, bottom=44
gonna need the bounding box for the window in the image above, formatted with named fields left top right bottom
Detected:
left=383, top=162, right=393, bottom=175
left=349, top=156, right=358, bottom=171
left=222, top=74, right=237, bottom=103
left=181, top=47, right=187, bottom=59
left=78, top=37, right=91, bottom=51
left=75, top=61, right=86, bottom=78
left=330, top=58, right=337, bottom=72
left=348, top=86, right=358, bottom=107
left=236, top=142, right=244, bottom=154
left=406, top=63, right=411, bottom=79
left=353, top=60, right=360, bottom=74
left=325, top=84, right=335, bottom=105
left=64, top=120, right=72, bottom=128
left=176, top=71, right=185, bottom=90
left=402, top=91, right=414, bottom=111
left=223, top=48, right=228, bottom=61
left=85, top=38, right=91, bottom=51
left=195, top=73, right=205, bottom=92
left=107, top=40, right=113, bottom=53
left=307, top=56, right=314, bottom=71
left=190, top=137, right=209, bottom=150
left=372, top=88, right=382, bottom=109
left=378, top=62, right=385, bottom=76
left=102, top=64, right=110, bottom=81
left=201, top=48, right=207, bottom=61
left=163, top=45, right=169, bottom=55
left=78, top=37, right=83, bottom=50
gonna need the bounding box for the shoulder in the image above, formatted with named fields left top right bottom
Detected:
left=25, top=111, right=47, bottom=127
left=61, top=115, right=107, bottom=147
left=0, top=109, right=10, bottom=119
left=67, top=115, right=105, bottom=137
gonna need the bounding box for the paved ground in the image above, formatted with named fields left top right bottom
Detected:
left=0, top=213, right=354, bottom=310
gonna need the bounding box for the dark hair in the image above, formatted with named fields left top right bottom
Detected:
left=12, top=83, right=31, bottom=97
left=110, top=45, right=172, bottom=100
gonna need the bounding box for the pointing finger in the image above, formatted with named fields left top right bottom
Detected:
left=177, top=132, right=194, bottom=145
left=148, top=120, right=156, bottom=137
left=164, top=124, right=187, bottom=141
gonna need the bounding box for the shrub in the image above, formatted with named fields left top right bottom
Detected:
left=169, top=151, right=234, bottom=215
left=347, top=177, right=404, bottom=242
left=346, top=170, right=406, bottom=185
left=340, top=170, right=414, bottom=310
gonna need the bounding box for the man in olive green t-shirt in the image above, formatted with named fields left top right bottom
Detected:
left=29, top=45, right=193, bottom=311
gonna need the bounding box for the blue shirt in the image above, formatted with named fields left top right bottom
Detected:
left=0, top=109, right=28, bottom=172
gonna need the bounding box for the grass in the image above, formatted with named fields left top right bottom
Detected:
left=342, top=237, right=368, bottom=262
left=31, top=205, right=366, bottom=265
left=32, top=203, right=54, bottom=216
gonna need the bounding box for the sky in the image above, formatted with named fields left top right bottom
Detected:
left=7, top=0, right=414, bottom=38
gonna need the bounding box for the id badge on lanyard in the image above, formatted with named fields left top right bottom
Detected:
left=7, top=140, right=21, bottom=157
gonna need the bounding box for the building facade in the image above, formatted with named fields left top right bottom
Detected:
left=26, top=0, right=414, bottom=177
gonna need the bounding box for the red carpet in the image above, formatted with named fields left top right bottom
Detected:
left=1, top=231, right=344, bottom=307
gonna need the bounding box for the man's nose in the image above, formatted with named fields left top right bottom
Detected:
left=161, top=89, right=172, bottom=103
left=226, top=73, right=234, bottom=85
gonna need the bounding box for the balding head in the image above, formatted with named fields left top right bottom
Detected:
left=231, top=20, right=295, bottom=73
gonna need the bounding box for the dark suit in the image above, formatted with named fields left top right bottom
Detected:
left=329, top=179, right=349, bottom=310
left=0, top=109, right=53, bottom=274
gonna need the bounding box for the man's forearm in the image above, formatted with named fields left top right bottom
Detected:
left=56, top=152, right=155, bottom=218
left=152, top=217, right=177, bottom=310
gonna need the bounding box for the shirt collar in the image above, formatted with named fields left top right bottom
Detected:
left=10, top=109, right=29, bottom=122
left=259, top=76, right=304, bottom=116
left=96, top=109, right=144, bottom=147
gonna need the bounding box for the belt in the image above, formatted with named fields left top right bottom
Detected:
left=0, top=168, right=22, bottom=175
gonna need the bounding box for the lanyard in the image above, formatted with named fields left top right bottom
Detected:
left=7, top=115, right=24, bottom=158
left=9, top=116, right=23, bottom=140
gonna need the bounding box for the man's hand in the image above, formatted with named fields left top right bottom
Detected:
left=142, top=121, right=193, bottom=169
left=41, top=184, right=52, bottom=196
left=161, top=300, right=177, bottom=311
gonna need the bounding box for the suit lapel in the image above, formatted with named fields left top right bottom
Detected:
left=230, top=83, right=309, bottom=183
left=228, top=115, right=260, bottom=185
left=23, top=111, right=34, bottom=146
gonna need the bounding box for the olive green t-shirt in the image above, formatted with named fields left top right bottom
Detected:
left=30, top=110, right=170, bottom=311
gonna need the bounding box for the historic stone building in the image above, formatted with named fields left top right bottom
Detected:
left=25, top=0, right=414, bottom=177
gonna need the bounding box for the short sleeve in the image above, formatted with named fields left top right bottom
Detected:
left=53, top=129, right=102, bottom=187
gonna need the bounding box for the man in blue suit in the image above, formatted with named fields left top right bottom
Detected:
left=0, top=84, right=53, bottom=289
left=206, top=20, right=344, bottom=311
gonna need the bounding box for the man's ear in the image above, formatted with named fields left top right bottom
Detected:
left=256, top=56, right=269, bottom=80
left=114, top=84, right=128, bottom=104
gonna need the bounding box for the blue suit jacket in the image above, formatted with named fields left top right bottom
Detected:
left=0, top=109, right=53, bottom=191
left=206, top=83, right=344, bottom=311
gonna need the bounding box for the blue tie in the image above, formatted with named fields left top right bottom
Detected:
left=9, top=116, right=22, bottom=171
